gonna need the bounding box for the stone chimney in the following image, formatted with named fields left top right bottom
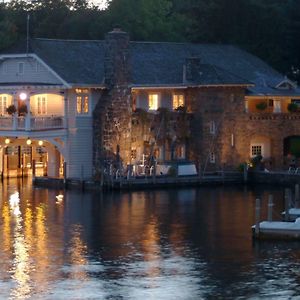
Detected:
left=184, top=57, right=201, bottom=82
left=104, top=27, right=130, bottom=87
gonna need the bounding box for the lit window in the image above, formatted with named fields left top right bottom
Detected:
left=176, top=145, right=186, bottom=159
left=148, top=94, right=158, bottom=111
left=76, top=90, right=89, bottom=114
left=173, top=94, right=184, bottom=110
left=0, top=95, right=8, bottom=115
left=36, top=95, right=47, bottom=114
left=210, top=152, right=216, bottom=163
left=251, top=145, right=262, bottom=157
left=18, top=62, right=24, bottom=74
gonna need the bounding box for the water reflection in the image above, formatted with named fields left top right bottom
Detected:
left=1, top=180, right=300, bottom=298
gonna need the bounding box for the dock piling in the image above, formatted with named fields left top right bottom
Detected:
left=267, top=194, right=273, bottom=221
left=255, top=198, right=261, bottom=237
left=295, top=184, right=300, bottom=208
left=285, top=188, right=292, bottom=221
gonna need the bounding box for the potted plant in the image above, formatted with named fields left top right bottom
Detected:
left=256, top=101, right=267, bottom=111
left=18, top=104, right=28, bottom=116
left=6, top=104, right=17, bottom=115
left=287, top=102, right=298, bottom=113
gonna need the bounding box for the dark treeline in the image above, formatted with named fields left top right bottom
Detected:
left=0, top=0, right=299, bottom=81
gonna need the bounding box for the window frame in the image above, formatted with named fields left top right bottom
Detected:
left=18, top=62, right=24, bottom=75
left=172, top=93, right=185, bottom=110
left=76, top=89, right=90, bottom=116
left=36, top=95, right=47, bottom=115
left=148, top=93, right=159, bottom=111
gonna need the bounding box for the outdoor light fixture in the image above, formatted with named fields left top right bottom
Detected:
left=5, top=138, right=10, bottom=144
left=26, top=138, right=32, bottom=145
left=19, top=92, right=27, bottom=101
left=38, top=140, right=43, bottom=146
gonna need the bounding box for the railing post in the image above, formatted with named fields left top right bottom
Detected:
left=13, top=114, right=17, bottom=130
left=25, top=97, right=31, bottom=131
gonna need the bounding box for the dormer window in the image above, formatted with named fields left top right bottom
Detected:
left=148, top=93, right=158, bottom=111
left=276, top=77, right=297, bottom=90
left=18, top=62, right=24, bottom=74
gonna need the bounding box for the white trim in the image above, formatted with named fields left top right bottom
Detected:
left=276, top=77, right=297, bottom=90
left=0, top=53, right=71, bottom=88
left=250, top=144, right=264, bottom=157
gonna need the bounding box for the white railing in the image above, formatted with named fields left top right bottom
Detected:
left=0, top=115, right=64, bottom=131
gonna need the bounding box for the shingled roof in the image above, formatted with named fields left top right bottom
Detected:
left=1, top=37, right=298, bottom=95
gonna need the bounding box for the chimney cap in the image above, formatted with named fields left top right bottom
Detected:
left=109, top=25, right=126, bottom=33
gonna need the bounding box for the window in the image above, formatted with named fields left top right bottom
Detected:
left=268, top=99, right=274, bottom=107
left=210, top=121, right=216, bottom=134
left=148, top=94, right=158, bottom=111
left=18, top=62, right=24, bottom=74
left=251, top=145, right=262, bottom=157
left=176, top=145, right=186, bottom=159
left=0, top=95, right=8, bottom=115
left=37, top=96, right=47, bottom=114
left=210, top=152, right=216, bottom=163
left=76, top=89, right=89, bottom=114
left=173, top=94, right=184, bottom=110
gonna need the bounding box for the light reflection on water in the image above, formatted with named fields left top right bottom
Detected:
left=1, top=179, right=300, bottom=299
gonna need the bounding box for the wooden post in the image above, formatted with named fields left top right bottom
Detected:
left=243, top=163, right=248, bottom=183
left=80, top=165, right=84, bottom=191
left=285, top=188, right=291, bottom=221
left=100, top=165, right=104, bottom=188
left=295, top=184, right=300, bottom=208
left=267, top=194, right=273, bottom=222
left=255, top=198, right=261, bottom=237
left=63, top=161, right=67, bottom=188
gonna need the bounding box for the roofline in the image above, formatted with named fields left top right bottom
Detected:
left=246, top=94, right=300, bottom=98
left=0, top=84, right=66, bottom=91
left=131, top=83, right=254, bottom=89
left=69, top=84, right=107, bottom=89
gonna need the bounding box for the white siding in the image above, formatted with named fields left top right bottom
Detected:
left=0, top=57, right=62, bottom=84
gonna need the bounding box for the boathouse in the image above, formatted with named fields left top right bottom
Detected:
left=1, top=28, right=300, bottom=179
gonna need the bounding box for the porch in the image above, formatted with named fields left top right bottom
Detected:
left=0, top=115, right=64, bottom=131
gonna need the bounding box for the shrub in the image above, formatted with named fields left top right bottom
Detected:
left=288, top=102, right=298, bottom=112
left=256, top=102, right=267, bottom=111
left=6, top=104, right=16, bottom=115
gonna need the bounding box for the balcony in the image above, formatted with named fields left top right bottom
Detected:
left=248, top=112, right=300, bottom=121
left=0, top=115, right=64, bottom=131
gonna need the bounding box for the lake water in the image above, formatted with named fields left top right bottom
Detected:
left=0, top=179, right=300, bottom=299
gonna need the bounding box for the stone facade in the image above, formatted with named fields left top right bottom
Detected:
left=93, top=30, right=300, bottom=177
left=93, top=29, right=132, bottom=175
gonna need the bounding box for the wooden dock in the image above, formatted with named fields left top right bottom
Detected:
left=253, top=186, right=300, bottom=240
left=33, top=171, right=244, bottom=190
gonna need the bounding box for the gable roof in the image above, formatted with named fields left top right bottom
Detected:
left=1, top=37, right=299, bottom=95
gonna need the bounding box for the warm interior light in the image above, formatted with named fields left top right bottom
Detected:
left=38, top=140, right=43, bottom=146
left=5, top=138, right=10, bottom=144
left=26, top=138, right=32, bottom=145
left=19, top=92, right=27, bottom=101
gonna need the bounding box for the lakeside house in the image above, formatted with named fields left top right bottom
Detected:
left=0, top=28, right=300, bottom=179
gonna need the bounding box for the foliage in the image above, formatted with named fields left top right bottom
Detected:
left=256, top=102, right=267, bottom=111
left=0, top=0, right=299, bottom=83
left=287, top=102, right=298, bottom=112
left=18, top=104, right=28, bottom=115
left=6, top=104, right=17, bottom=115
